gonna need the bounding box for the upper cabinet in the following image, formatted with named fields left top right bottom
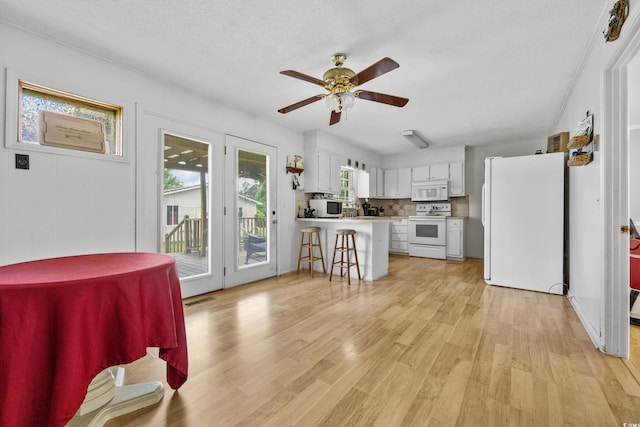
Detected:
left=381, top=167, right=411, bottom=198
left=368, top=166, right=384, bottom=198
left=410, top=161, right=465, bottom=197
left=356, top=169, right=370, bottom=198
left=448, top=162, right=465, bottom=197
left=368, top=166, right=377, bottom=197
left=429, top=163, right=450, bottom=181
left=304, top=148, right=345, bottom=194
left=411, top=166, right=430, bottom=182
left=397, top=168, right=412, bottom=198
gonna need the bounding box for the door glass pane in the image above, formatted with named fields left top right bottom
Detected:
left=237, top=149, right=268, bottom=267
left=162, top=134, right=210, bottom=278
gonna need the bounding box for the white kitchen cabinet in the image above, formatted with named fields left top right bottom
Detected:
left=383, top=168, right=411, bottom=198
left=357, top=169, right=370, bottom=198
left=376, top=168, right=384, bottom=197
left=316, top=149, right=332, bottom=192
left=448, top=162, right=465, bottom=196
left=446, top=218, right=465, bottom=259
left=368, top=166, right=377, bottom=197
left=304, top=149, right=345, bottom=194
left=397, top=168, right=411, bottom=197
left=389, top=218, right=408, bottom=254
left=429, top=163, right=450, bottom=181
left=412, top=165, right=430, bottom=182
left=384, top=169, right=397, bottom=197
left=411, top=162, right=465, bottom=196
left=330, top=153, right=346, bottom=193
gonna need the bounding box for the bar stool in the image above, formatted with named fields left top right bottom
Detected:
left=329, top=229, right=361, bottom=285
left=297, top=227, right=326, bottom=277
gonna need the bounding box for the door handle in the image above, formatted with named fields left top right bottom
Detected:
left=481, top=184, right=486, bottom=226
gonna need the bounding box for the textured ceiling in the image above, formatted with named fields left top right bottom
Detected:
left=0, top=0, right=607, bottom=155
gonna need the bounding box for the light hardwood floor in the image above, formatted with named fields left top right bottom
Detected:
left=107, top=255, right=640, bottom=426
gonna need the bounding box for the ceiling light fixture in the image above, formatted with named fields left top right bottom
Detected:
left=402, top=130, right=429, bottom=149
left=322, top=53, right=357, bottom=113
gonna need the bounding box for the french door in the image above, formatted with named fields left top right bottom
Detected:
left=224, top=135, right=277, bottom=287
left=160, top=130, right=224, bottom=297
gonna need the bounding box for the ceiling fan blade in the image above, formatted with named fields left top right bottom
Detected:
left=357, top=90, right=409, bottom=107
left=351, top=57, right=399, bottom=85
left=278, top=95, right=323, bottom=114
left=280, top=70, right=326, bottom=87
left=329, top=110, right=341, bottom=126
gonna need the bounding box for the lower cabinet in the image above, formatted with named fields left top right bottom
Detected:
left=446, top=218, right=465, bottom=260
left=389, top=218, right=408, bottom=254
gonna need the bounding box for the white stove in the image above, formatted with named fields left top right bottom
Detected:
left=408, top=203, right=451, bottom=259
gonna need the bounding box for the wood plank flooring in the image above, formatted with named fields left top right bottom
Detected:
left=106, top=255, right=640, bottom=426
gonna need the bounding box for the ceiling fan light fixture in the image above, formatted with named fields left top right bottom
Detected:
left=341, top=91, right=355, bottom=109
left=278, top=54, right=407, bottom=125
left=324, top=93, right=341, bottom=112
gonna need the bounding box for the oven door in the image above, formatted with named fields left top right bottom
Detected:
left=408, top=217, right=446, bottom=246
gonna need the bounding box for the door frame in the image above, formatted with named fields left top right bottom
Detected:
left=603, top=15, right=640, bottom=357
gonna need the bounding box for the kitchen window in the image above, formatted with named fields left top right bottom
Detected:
left=339, top=167, right=356, bottom=207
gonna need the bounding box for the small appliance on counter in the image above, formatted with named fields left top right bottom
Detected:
left=309, top=199, right=343, bottom=218
left=408, top=202, right=451, bottom=259
left=365, top=206, right=379, bottom=216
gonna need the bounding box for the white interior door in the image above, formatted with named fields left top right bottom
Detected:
left=224, top=135, right=277, bottom=287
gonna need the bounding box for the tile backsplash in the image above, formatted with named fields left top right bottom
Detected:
left=367, top=196, right=469, bottom=218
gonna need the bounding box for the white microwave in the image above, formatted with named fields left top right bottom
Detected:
left=309, top=199, right=343, bottom=218
left=411, top=180, right=449, bottom=202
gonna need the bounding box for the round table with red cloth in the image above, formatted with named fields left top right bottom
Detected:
left=0, top=252, right=188, bottom=427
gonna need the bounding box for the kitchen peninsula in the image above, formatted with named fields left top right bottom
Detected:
left=296, top=217, right=396, bottom=281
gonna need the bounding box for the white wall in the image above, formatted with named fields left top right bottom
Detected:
left=550, top=3, right=640, bottom=348
left=0, top=23, right=303, bottom=278
left=630, top=129, right=640, bottom=224
left=630, top=57, right=640, bottom=225
left=382, top=145, right=466, bottom=169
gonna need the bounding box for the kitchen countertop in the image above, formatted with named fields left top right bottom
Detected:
left=296, top=217, right=397, bottom=222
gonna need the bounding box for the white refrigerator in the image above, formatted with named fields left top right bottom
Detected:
left=482, top=152, right=565, bottom=294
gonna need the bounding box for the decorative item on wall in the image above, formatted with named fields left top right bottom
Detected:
left=567, top=111, right=594, bottom=167
left=286, top=154, right=304, bottom=190
left=603, top=0, right=629, bottom=42
left=286, top=155, right=304, bottom=174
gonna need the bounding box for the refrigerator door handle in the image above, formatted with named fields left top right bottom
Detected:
left=481, top=183, right=486, bottom=226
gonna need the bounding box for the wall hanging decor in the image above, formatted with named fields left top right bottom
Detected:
left=286, top=154, right=304, bottom=175
left=567, top=112, right=594, bottom=167
left=603, top=0, right=629, bottom=42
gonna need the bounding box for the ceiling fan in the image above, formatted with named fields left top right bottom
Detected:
left=277, top=53, right=409, bottom=126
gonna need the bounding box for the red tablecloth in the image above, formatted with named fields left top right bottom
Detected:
left=0, top=252, right=188, bottom=427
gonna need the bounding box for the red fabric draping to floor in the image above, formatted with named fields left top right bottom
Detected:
left=0, top=252, right=188, bottom=427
